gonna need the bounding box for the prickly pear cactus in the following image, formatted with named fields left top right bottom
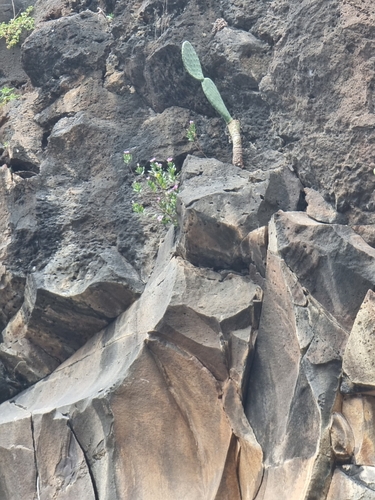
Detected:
left=181, top=41, right=204, bottom=82
left=201, top=78, right=232, bottom=124
left=181, top=41, right=244, bottom=168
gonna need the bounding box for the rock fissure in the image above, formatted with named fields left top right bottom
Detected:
left=66, top=419, right=99, bottom=500
left=30, top=414, right=40, bottom=500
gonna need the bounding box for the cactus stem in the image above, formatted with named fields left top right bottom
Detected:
left=227, top=119, right=244, bottom=168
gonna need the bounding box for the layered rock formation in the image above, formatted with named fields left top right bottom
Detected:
left=1, top=0, right=375, bottom=498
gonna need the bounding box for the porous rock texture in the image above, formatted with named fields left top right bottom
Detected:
left=1, top=0, right=375, bottom=498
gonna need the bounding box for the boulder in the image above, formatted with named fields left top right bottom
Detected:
left=342, top=290, right=375, bottom=392
left=327, top=467, right=375, bottom=500
left=246, top=212, right=348, bottom=499
left=22, top=11, right=111, bottom=91
left=0, top=246, right=263, bottom=499
left=342, top=396, right=375, bottom=466
left=177, top=156, right=302, bottom=270
left=0, top=246, right=144, bottom=399
left=270, top=211, right=375, bottom=331
left=305, top=187, right=342, bottom=224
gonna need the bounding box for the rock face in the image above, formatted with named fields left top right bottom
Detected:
left=1, top=0, right=375, bottom=498
left=0, top=235, right=264, bottom=500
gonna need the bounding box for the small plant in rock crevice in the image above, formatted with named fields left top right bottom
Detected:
left=127, top=154, right=180, bottom=226
left=0, top=87, right=18, bottom=105
left=0, top=6, right=35, bottom=48
left=186, top=120, right=207, bottom=157
left=186, top=120, right=197, bottom=142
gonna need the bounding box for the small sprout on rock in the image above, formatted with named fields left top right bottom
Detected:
left=186, top=121, right=197, bottom=142
left=123, top=151, right=133, bottom=165
left=132, top=202, right=145, bottom=214
left=135, top=164, right=144, bottom=175
left=185, top=120, right=206, bottom=157
left=0, top=86, right=19, bottom=105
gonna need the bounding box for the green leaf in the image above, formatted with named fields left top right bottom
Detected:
left=201, top=78, right=232, bottom=124
left=132, top=202, right=145, bottom=214
left=182, top=41, right=204, bottom=82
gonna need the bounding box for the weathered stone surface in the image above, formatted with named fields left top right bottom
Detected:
left=342, top=396, right=375, bottom=466
left=33, top=410, right=96, bottom=499
left=305, top=187, right=342, bottom=224
left=352, top=225, right=375, bottom=249
left=343, top=290, right=375, bottom=392
left=330, top=412, right=355, bottom=463
left=241, top=226, right=268, bottom=278
left=22, top=11, right=111, bottom=90
left=327, top=467, right=375, bottom=500
left=271, top=211, right=375, bottom=331
left=2, top=0, right=375, bottom=497
left=0, top=246, right=143, bottom=399
left=223, top=380, right=263, bottom=499
left=246, top=212, right=348, bottom=499
left=0, top=247, right=263, bottom=499
left=178, top=156, right=302, bottom=270
left=256, top=0, right=375, bottom=224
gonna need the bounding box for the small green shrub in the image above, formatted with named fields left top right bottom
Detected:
left=0, top=6, right=35, bottom=49
left=0, top=86, right=18, bottom=105
left=130, top=157, right=180, bottom=226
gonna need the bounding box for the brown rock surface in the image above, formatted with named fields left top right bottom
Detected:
left=0, top=239, right=263, bottom=499
left=343, top=396, right=375, bottom=466
left=343, top=290, right=375, bottom=391
left=327, top=467, right=375, bottom=500
left=330, top=412, right=355, bottom=463
left=2, top=0, right=375, bottom=497
left=178, top=155, right=302, bottom=270
left=246, top=211, right=358, bottom=499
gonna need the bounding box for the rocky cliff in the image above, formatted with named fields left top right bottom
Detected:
left=1, top=0, right=375, bottom=498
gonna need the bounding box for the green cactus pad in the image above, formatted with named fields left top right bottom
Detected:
left=201, top=78, right=232, bottom=124
left=181, top=41, right=204, bottom=82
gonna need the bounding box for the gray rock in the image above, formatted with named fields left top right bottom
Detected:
left=245, top=212, right=348, bottom=500
left=177, top=156, right=302, bottom=270
left=2, top=0, right=375, bottom=497
left=327, top=467, right=375, bottom=500
left=22, top=11, right=111, bottom=90
left=305, top=187, right=342, bottom=224
left=0, top=250, right=263, bottom=499
left=352, top=226, right=375, bottom=249
left=256, top=0, right=375, bottom=224
left=271, top=211, right=375, bottom=331
left=0, top=246, right=143, bottom=397
left=343, top=290, right=375, bottom=391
